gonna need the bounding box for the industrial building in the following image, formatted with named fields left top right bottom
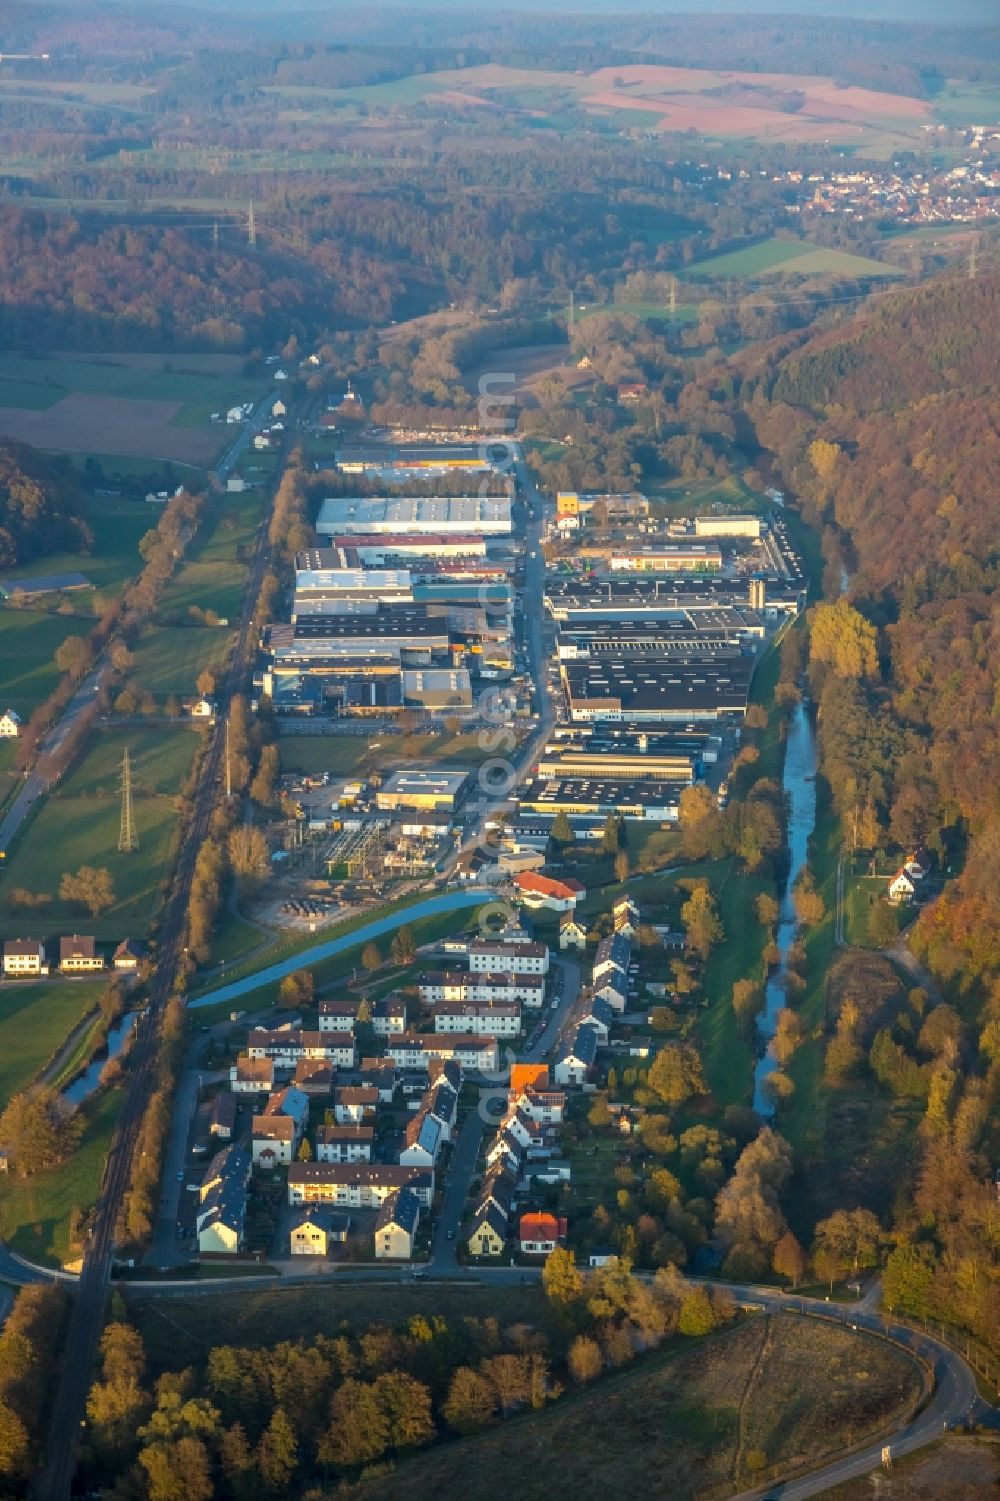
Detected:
left=335, top=442, right=512, bottom=477
left=401, top=669, right=473, bottom=710
left=518, top=776, right=682, bottom=823
left=375, top=768, right=470, bottom=813
left=560, top=657, right=752, bottom=722
left=316, top=496, right=512, bottom=537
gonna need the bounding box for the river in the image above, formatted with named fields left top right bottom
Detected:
left=189, top=886, right=497, bottom=1011
left=753, top=700, right=818, bottom=1116
left=62, top=1011, right=138, bottom=1107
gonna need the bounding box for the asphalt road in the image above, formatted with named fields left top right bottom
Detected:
left=34, top=421, right=287, bottom=1501
left=0, top=660, right=109, bottom=858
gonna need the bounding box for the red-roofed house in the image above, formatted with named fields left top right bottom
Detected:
left=518, top=1212, right=568, bottom=1255
left=514, top=871, right=586, bottom=912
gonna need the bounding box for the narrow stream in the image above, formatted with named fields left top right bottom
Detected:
left=753, top=700, right=818, bottom=1116
left=62, top=1011, right=138, bottom=1107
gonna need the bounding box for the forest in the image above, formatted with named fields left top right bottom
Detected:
left=0, top=439, right=89, bottom=566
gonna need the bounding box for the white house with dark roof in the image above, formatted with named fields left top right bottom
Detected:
left=554, top=1024, right=599, bottom=1086
left=315, top=1124, right=374, bottom=1163
left=0, top=708, right=21, bottom=738
left=399, top=1109, right=443, bottom=1169
left=375, top=1187, right=421, bottom=1259
left=2, top=939, right=47, bottom=977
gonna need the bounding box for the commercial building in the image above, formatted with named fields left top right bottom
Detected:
left=608, top=543, right=723, bottom=573
left=316, top=496, right=512, bottom=537
left=376, top=768, right=469, bottom=812
left=518, top=776, right=682, bottom=823
left=401, top=669, right=473, bottom=710
left=694, top=514, right=762, bottom=538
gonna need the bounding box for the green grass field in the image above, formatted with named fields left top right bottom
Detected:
left=0, top=725, right=201, bottom=939
left=932, top=82, right=1000, bottom=127
left=684, top=238, right=902, bottom=282
left=0, top=609, right=89, bottom=719
left=153, top=489, right=262, bottom=623
left=129, top=625, right=232, bottom=698
left=0, top=978, right=105, bottom=1107
left=0, top=354, right=265, bottom=421
left=0, top=1087, right=122, bottom=1266
left=274, top=736, right=373, bottom=777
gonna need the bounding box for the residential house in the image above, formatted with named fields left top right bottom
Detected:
left=432, top=1000, right=521, bottom=1037
left=593, top=971, right=628, bottom=1013
left=59, top=935, right=104, bottom=974
left=888, top=868, right=916, bottom=906
left=318, top=1000, right=357, bottom=1033
left=467, top=1203, right=507, bottom=1258
left=252, top=1086, right=309, bottom=1168
left=315, top=1124, right=374, bottom=1163
left=358, top=1060, right=397, bottom=1103
left=287, top=1162, right=433, bottom=1209
left=509, top=1062, right=550, bottom=1094
left=425, top=1078, right=458, bottom=1141
left=399, top=1110, right=443, bottom=1168
left=230, top=1055, right=275, bottom=1094
left=468, top=939, right=549, bottom=975
left=196, top=1144, right=251, bottom=1256
left=593, top=934, right=631, bottom=987
left=578, top=995, right=614, bottom=1045
left=904, top=849, right=931, bottom=881
left=112, top=938, right=143, bottom=972
left=2, top=939, right=47, bottom=977
left=559, top=913, right=587, bottom=951
left=486, top=1129, right=525, bottom=1176
left=289, top=1206, right=350, bottom=1256
left=613, top=895, right=640, bottom=938
left=478, top=1164, right=516, bottom=1219
left=189, top=696, right=216, bottom=719
left=209, top=1092, right=238, bottom=1140
left=419, top=970, right=544, bottom=1009
left=293, top=1058, right=335, bottom=1096
left=518, top=1212, right=568, bottom=1255
left=514, top=871, right=586, bottom=912
left=334, top=1085, right=379, bottom=1124
left=375, top=1187, right=421, bottom=1260
left=526, top=1158, right=572, bottom=1185
left=387, top=1032, right=499, bottom=1074
left=616, top=381, right=647, bottom=403
left=372, top=997, right=408, bottom=1036
left=515, top=1087, right=566, bottom=1126
left=498, top=1108, right=535, bottom=1151
left=0, top=708, right=21, bottom=738
left=553, top=1024, right=599, bottom=1087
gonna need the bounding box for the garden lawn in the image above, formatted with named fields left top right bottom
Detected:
left=0, top=978, right=105, bottom=1106
left=0, top=1087, right=122, bottom=1267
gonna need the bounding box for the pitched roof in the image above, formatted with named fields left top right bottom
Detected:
left=376, top=1186, right=421, bottom=1235
left=59, top=934, right=97, bottom=961
left=519, top=1211, right=566, bottom=1241
left=514, top=871, right=581, bottom=900
left=470, top=1202, right=508, bottom=1241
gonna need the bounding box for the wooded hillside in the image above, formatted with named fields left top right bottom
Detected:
left=0, top=439, right=89, bottom=567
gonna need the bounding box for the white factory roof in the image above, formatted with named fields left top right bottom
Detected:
left=316, top=496, right=512, bottom=535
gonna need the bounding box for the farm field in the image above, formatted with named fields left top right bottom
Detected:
left=0, top=978, right=105, bottom=1108
left=0, top=351, right=266, bottom=462
left=263, top=62, right=932, bottom=150
left=0, top=724, right=202, bottom=939
left=349, top=1314, right=922, bottom=1501
left=685, top=237, right=902, bottom=282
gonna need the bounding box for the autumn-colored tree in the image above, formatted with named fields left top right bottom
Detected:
left=772, top=1230, right=806, bottom=1288
left=809, top=598, right=878, bottom=681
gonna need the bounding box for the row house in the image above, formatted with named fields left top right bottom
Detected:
left=432, top=1000, right=521, bottom=1037
left=318, top=1000, right=357, bottom=1034
left=287, top=1162, right=433, bottom=1209
left=247, top=1028, right=356, bottom=1069
left=510, top=1086, right=566, bottom=1126
left=418, top=970, right=544, bottom=1008
left=399, top=1109, right=443, bottom=1169
left=468, top=938, right=549, bottom=975
left=375, top=1186, right=421, bottom=1260
left=554, top=1023, right=599, bottom=1087
left=315, top=1124, right=374, bottom=1163
left=387, top=1032, right=499, bottom=1074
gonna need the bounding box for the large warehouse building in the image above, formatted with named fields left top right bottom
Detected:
left=316, top=497, right=512, bottom=537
